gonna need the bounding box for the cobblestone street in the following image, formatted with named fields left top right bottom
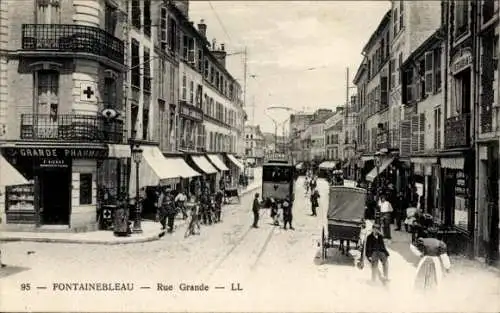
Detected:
left=0, top=177, right=498, bottom=312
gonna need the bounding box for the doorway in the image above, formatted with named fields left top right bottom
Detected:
left=487, top=144, right=499, bottom=264
left=39, top=168, right=71, bottom=225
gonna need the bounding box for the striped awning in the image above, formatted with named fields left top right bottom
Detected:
left=207, top=154, right=229, bottom=171
left=366, top=157, right=395, bottom=182
left=191, top=155, right=218, bottom=174
left=129, top=146, right=200, bottom=197
left=227, top=154, right=244, bottom=171
left=0, top=154, right=29, bottom=194
left=319, top=161, right=336, bottom=169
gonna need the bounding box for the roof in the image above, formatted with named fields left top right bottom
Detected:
left=362, top=10, right=392, bottom=54
left=401, top=28, right=445, bottom=70
left=311, top=113, right=334, bottom=125
left=353, top=58, right=368, bottom=84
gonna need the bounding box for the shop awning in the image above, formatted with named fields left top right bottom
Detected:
left=129, top=146, right=200, bottom=197
left=207, top=154, right=229, bottom=171
left=318, top=161, right=336, bottom=169
left=295, top=162, right=304, bottom=169
left=107, top=144, right=131, bottom=158
left=191, top=155, right=218, bottom=174
left=0, top=154, right=29, bottom=194
left=366, top=157, right=395, bottom=182
left=227, top=154, right=244, bottom=171
left=410, top=157, right=438, bottom=165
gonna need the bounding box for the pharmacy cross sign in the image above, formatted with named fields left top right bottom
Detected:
left=83, top=86, right=94, bottom=99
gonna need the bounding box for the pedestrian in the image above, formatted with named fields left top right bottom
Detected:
left=252, top=193, right=261, bottom=228
left=411, top=236, right=451, bottom=290
left=175, top=188, right=188, bottom=220
left=310, top=188, right=320, bottom=216
left=270, top=198, right=279, bottom=226
left=214, top=189, right=223, bottom=223
left=219, top=176, right=226, bottom=203
left=158, top=186, right=176, bottom=233
left=310, top=176, right=317, bottom=191
left=365, top=223, right=390, bottom=284
left=282, top=196, right=294, bottom=230
left=395, top=191, right=407, bottom=231
left=378, top=194, right=393, bottom=240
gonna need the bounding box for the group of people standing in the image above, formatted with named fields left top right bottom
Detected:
left=360, top=179, right=451, bottom=289
left=153, top=176, right=227, bottom=235
left=252, top=193, right=294, bottom=230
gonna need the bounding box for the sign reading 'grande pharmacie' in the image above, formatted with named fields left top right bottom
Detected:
left=14, top=148, right=108, bottom=159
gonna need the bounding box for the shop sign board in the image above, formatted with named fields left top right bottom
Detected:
left=3, top=147, right=108, bottom=168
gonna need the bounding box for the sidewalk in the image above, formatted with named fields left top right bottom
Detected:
left=0, top=179, right=262, bottom=245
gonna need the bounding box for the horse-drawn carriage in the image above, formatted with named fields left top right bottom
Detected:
left=330, top=169, right=344, bottom=186
left=319, top=186, right=367, bottom=262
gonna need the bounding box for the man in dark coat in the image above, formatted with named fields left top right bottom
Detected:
left=252, top=193, right=261, bottom=228
left=310, top=189, right=320, bottom=216
left=282, top=196, right=294, bottom=230
left=157, top=186, right=176, bottom=232
left=365, top=223, right=390, bottom=283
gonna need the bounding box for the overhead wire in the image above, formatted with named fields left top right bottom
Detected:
left=207, top=1, right=233, bottom=44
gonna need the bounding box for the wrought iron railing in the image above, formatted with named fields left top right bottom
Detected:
left=20, top=114, right=124, bottom=143
left=444, top=114, right=470, bottom=149
left=22, top=24, right=124, bottom=64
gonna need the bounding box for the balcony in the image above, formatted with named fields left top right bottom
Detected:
left=377, top=129, right=400, bottom=151
left=20, top=114, right=124, bottom=144
left=444, top=114, right=470, bottom=149
left=22, top=24, right=124, bottom=64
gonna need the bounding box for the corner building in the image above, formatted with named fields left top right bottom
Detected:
left=0, top=0, right=130, bottom=231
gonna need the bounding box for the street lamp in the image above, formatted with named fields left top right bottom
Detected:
left=131, top=144, right=143, bottom=233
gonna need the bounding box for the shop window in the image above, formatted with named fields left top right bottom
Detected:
left=454, top=170, right=468, bottom=230
left=80, top=173, right=93, bottom=205
left=36, top=0, right=61, bottom=24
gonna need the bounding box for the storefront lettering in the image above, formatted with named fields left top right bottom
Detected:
left=16, top=148, right=108, bottom=159
left=20, top=148, right=58, bottom=157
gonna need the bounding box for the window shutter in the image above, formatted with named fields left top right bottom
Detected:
left=400, top=120, right=411, bottom=156
left=390, top=59, right=396, bottom=89
left=419, top=113, right=425, bottom=151
left=411, top=114, right=419, bottom=153
left=425, top=51, right=434, bottom=94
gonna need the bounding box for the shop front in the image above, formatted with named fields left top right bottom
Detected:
left=224, top=154, right=244, bottom=187
left=439, top=152, right=475, bottom=255
left=476, top=143, right=499, bottom=264
left=0, top=144, right=128, bottom=232
left=186, top=154, right=218, bottom=194
left=129, top=145, right=201, bottom=219
left=410, top=157, right=440, bottom=217
left=206, top=154, right=229, bottom=191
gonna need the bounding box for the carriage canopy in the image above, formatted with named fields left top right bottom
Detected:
left=327, top=186, right=367, bottom=222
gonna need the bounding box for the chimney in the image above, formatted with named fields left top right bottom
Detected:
left=197, top=19, right=207, bottom=38
left=211, top=43, right=227, bottom=68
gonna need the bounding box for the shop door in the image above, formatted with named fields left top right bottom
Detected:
left=487, top=144, right=499, bottom=263
left=39, top=168, right=71, bottom=225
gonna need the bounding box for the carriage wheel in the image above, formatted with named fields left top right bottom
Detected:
left=321, top=227, right=327, bottom=260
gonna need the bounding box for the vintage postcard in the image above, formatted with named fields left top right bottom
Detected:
left=0, top=0, right=499, bottom=312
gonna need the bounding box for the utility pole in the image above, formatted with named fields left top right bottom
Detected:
left=252, top=95, right=256, bottom=125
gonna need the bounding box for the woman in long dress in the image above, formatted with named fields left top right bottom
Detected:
left=411, top=237, right=451, bottom=290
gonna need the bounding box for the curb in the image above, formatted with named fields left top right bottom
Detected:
left=0, top=183, right=262, bottom=245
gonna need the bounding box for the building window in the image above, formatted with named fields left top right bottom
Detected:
left=160, top=8, right=167, bottom=51
left=131, top=0, right=141, bottom=29
left=103, top=78, right=117, bottom=108
left=390, top=59, right=396, bottom=89
left=434, top=48, right=442, bottom=92
left=169, top=66, right=175, bottom=103
left=380, top=76, right=388, bottom=109
left=204, top=60, right=209, bottom=77
left=424, top=51, right=434, bottom=95
left=393, top=7, right=399, bottom=37
left=181, top=74, right=187, bottom=100
left=131, top=39, right=140, bottom=88
left=197, top=49, right=203, bottom=72
left=189, top=81, right=194, bottom=104
left=36, top=70, right=59, bottom=123
left=167, top=17, right=177, bottom=52
left=398, top=52, right=403, bottom=85
left=143, top=47, right=151, bottom=92
left=454, top=1, right=469, bottom=37
left=104, top=4, right=117, bottom=35
left=79, top=173, right=93, bottom=205
left=434, top=107, right=441, bottom=150
left=36, top=0, right=61, bottom=24
left=143, top=0, right=151, bottom=37
left=182, top=35, right=189, bottom=60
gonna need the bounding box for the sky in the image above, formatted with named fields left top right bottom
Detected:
left=189, top=1, right=391, bottom=134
